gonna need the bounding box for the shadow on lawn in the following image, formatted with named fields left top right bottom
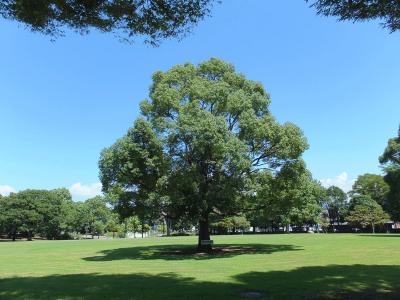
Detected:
left=83, top=243, right=302, bottom=261
left=1, top=265, right=400, bottom=300
left=359, top=234, right=400, bottom=238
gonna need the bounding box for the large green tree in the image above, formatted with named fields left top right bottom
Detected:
left=379, top=126, right=400, bottom=220
left=0, top=0, right=213, bottom=45
left=99, top=58, right=309, bottom=251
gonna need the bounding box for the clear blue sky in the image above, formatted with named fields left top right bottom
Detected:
left=0, top=1, right=399, bottom=200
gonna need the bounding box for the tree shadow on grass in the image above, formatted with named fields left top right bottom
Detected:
left=83, top=243, right=302, bottom=261
left=1, top=265, right=400, bottom=300
left=358, top=234, right=400, bottom=238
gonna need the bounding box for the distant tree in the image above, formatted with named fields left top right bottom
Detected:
left=36, top=188, right=75, bottom=239
left=126, top=216, right=141, bottom=238
left=346, top=202, right=390, bottom=233
left=0, top=191, right=42, bottom=241
left=308, top=0, right=400, bottom=32
left=213, top=215, right=250, bottom=234
left=92, top=221, right=105, bottom=239
left=322, top=186, right=348, bottom=230
left=140, top=222, right=151, bottom=238
left=348, top=194, right=376, bottom=211
left=73, top=196, right=110, bottom=238
left=253, top=163, right=324, bottom=232
left=350, top=174, right=389, bottom=207
left=99, top=58, right=308, bottom=251
left=317, top=210, right=330, bottom=233
left=0, top=0, right=214, bottom=45
left=286, top=179, right=325, bottom=229
left=379, top=126, right=400, bottom=220
left=105, top=215, right=121, bottom=238
left=169, top=216, right=196, bottom=234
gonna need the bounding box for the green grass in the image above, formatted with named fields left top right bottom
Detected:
left=1, top=234, right=400, bottom=299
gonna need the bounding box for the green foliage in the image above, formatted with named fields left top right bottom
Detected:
left=72, top=196, right=111, bottom=237
left=126, top=216, right=141, bottom=235
left=317, top=211, right=330, bottom=233
left=308, top=0, right=400, bottom=32
left=212, top=215, right=250, bottom=233
left=92, top=221, right=105, bottom=238
left=350, top=173, right=389, bottom=206
left=99, top=58, right=309, bottom=249
left=36, top=188, right=75, bottom=239
left=0, top=189, right=74, bottom=240
left=323, top=186, right=348, bottom=227
left=380, top=126, right=400, bottom=220
left=348, top=194, right=376, bottom=211
left=346, top=201, right=390, bottom=233
left=0, top=191, right=41, bottom=240
left=0, top=0, right=214, bottom=45
left=250, top=163, right=324, bottom=229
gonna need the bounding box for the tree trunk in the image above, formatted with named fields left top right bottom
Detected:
left=27, top=231, right=32, bottom=241
left=286, top=224, right=290, bottom=233
left=372, top=223, right=375, bottom=234
left=197, top=215, right=212, bottom=252
left=166, top=217, right=171, bottom=236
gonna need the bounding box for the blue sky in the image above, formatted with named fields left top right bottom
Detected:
left=0, top=1, right=399, bottom=200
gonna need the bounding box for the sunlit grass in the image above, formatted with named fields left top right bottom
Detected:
left=0, top=234, right=400, bottom=299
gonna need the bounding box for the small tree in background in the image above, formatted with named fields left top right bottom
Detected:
left=213, top=215, right=250, bottom=234
left=323, top=186, right=348, bottom=231
left=126, top=216, right=141, bottom=238
left=92, top=221, right=105, bottom=239
left=347, top=202, right=390, bottom=233
left=317, top=211, right=330, bottom=233
left=106, top=217, right=120, bottom=239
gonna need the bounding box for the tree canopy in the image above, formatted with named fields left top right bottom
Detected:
left=308, top=0, right=400, bottom=32
left=3, top=0, right=399, bottom=45
left=0, top=189, right=74, bottom=240
left=99, top=58, right=310, bottom=251
left=346, top=201, right=390, bottom=233
left=0, top=0, right=214, bottom=45
left=323, top=186, right=347, bottom=224
left=379, top=126, right=400, bottom=220
left=350, top=173, right=389, bottom=207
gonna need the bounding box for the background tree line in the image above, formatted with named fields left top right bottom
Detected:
left=0, top=190, right=154, bottom=241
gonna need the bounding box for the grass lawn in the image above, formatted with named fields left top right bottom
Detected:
left=0, top=234, right=400, bottom=299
